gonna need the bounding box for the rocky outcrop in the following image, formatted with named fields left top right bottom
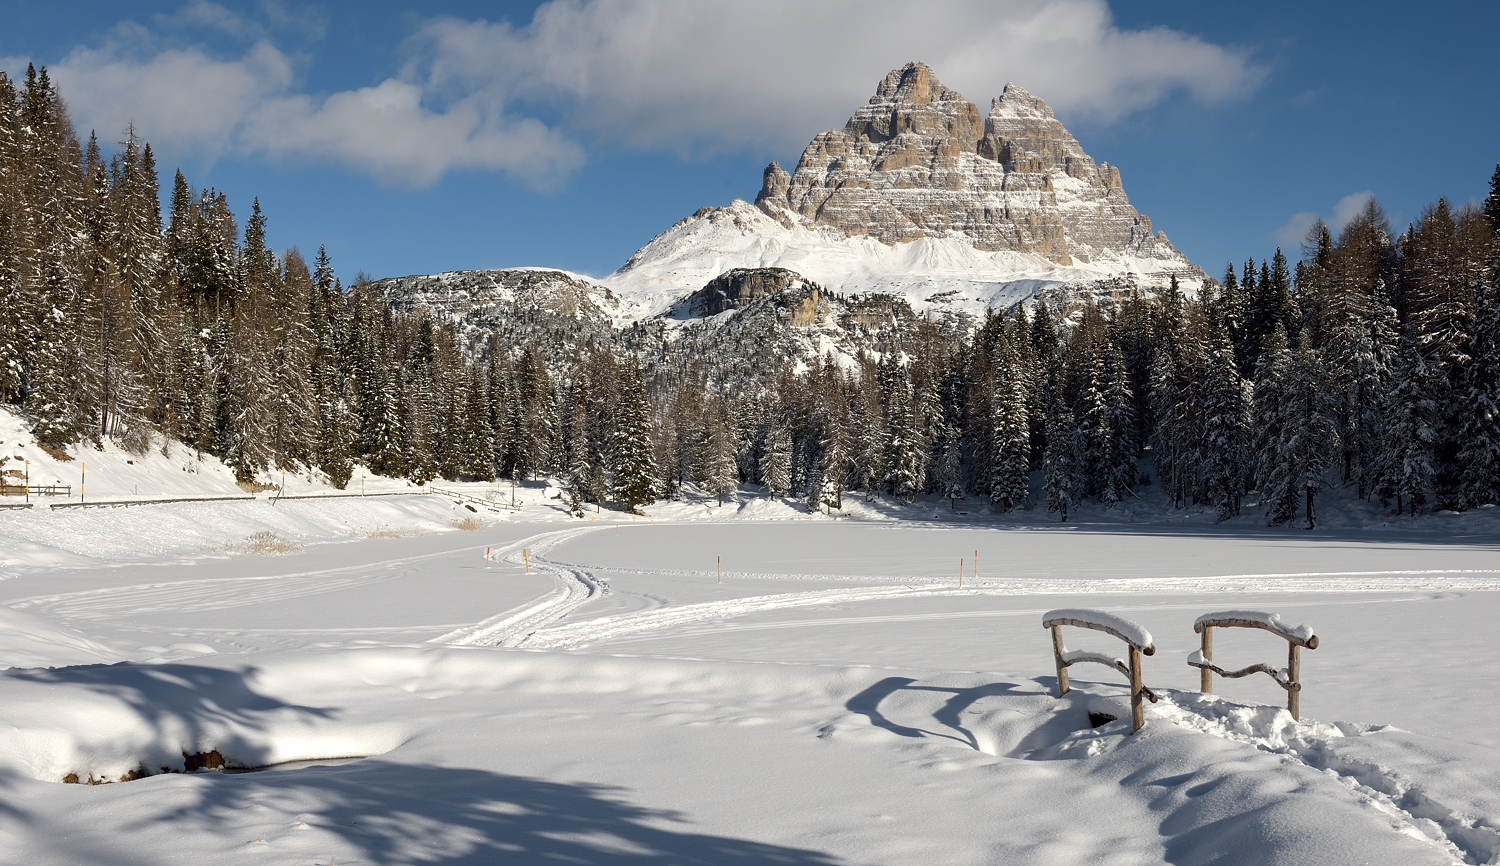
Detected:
left=684, top=267, right=823, bottom=323
left=754, top=62, right=1182, bottom=266
left=375, top=269, right=623, bottom=362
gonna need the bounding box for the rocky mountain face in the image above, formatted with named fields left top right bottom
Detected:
left=376, top=268, right=623, bottom=360
left=375, top=64, right=1201, bottom=375
left=754, top=62, right=1180, bottom=267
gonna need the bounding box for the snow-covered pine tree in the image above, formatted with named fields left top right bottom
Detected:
left=1484, top=163, right=1500, bottom=232
left=462, top=363, right=496, bottom=481
left=612, top=360, right=658, bottom=512
left=24, top=270, right=74, bottom=446
left=1198, top=325, right=1250, bottom=520
left=565, top=372, right=595, bottom=516
left=1277, top=331, right=1339, bottom=528
left=989, top=334, right=1030, bottom=510
left=1043, top=402, right=1080, bottom=522
left=881, top=360, right=925, bottom=502
left=760, top=400, right=792, bottom=496
left=1378, top=338, right=1437, bottom=515
left=0, top=209, right=29, bottom=404
left=699, top=402, right=739, bottom=506
left=850, top=362, right=885, bottom=499
left=1454, top=272, right=1500, bottom=507
left=1251, top=325, right=1295, bottom=524
left=1099, top=343, right=1139, bottom=507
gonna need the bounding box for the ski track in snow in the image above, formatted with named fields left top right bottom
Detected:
left=7, top=541, right=499, bottom=620
left=436, top=538, right=1500, bottom=650
left=432, top=527, right=608, bottom=648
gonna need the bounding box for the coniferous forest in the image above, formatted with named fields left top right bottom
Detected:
left=3, top=66, right=1500, bottom=525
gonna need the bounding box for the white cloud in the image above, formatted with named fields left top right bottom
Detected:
left=408, top=0, right=1265, bottom=156
left=41, top=29, right=583, bottom=188
left=29, top=0, right=1262, bottom=187
left=1274, top=191, right=1374, bottom=248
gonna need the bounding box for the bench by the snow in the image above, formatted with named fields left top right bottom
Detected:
left=1042, top=609, right=1157, bottom=733
left=1189, top=610, right=1319, bottom=720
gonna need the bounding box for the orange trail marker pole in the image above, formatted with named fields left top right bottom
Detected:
left=524, top=549, right=530, bottom=573
left=81, top=462, right=85, bottom=503
left=485, top=547, right=491, bottom=569
left=959, top=558, right=964, bottom=588
left=974, top=550, right=979, bottom=581
left=717, top=555, right=721, bottom=583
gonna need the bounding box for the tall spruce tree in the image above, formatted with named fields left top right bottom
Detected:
left=612, top=360, right=658, bottom=512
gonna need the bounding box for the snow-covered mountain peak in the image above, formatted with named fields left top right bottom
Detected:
left=605, top=62, right=1198, bottom=318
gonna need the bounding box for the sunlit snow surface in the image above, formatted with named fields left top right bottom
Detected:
left=1, top=487, right=1499, bottom=864
left=602, top=200, right=1195, bottom=322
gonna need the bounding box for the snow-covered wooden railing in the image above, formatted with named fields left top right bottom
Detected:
left=1042, top=608, right=1157, bottom=733
left=1188, top=611, right=1319, bottom=720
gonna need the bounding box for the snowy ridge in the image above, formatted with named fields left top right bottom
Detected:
left=604, top=199, right=1195, bottom=322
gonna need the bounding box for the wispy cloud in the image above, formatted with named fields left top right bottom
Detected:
left=1274, top=191, right=1375, bottom=248
left=22, top=0, right=1266, bottom=188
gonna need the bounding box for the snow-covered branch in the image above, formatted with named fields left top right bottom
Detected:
left=1187, top=650, right=1294, bottom=690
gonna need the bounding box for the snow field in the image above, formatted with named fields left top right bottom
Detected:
left=1, top=502, right=1499, bottom=863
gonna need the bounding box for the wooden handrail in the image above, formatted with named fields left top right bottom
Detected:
left=1043, top=608, right=1157, bottom=733
left=1189, top=610, right=1318, bottom=720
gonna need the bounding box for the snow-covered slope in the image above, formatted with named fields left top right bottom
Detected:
left=605, top=198, right=1196, bottom=321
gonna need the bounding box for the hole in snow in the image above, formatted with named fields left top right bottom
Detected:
left=1087, top=711, right=1118, bottom=728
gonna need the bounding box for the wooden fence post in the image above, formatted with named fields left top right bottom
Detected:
left=1129, top=647, right=1144, bottom=733
left=1288, top=642, right=1301, bottom=721
left=1200, top=625, right=1214, bottom=693
left=1051, top=625, right=1070, bottom=697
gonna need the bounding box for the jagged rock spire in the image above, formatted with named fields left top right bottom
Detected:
left=755, top=63, right=1178, bottom=266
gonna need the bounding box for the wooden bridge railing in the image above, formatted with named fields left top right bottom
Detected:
left=1042, top=608, right=1158, bottom=733
left=1189, top=611, right=1319, bottom=720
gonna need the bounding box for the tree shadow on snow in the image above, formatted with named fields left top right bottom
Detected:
left=846, top=676, right=1079, bottom=754
left=4, top=662, right=334, bottom=766
left=165, top=761, right=847, bottom=865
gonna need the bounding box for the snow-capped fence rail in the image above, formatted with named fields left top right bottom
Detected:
left=429, top=486, right=523, bottom=512
left=1, top=482, right=69, bottom=497
left=50, top=493, right=255, bottom=509
left=1188, top=611, right=1319, bottom=721
left=1042, top=608, right=1157, bottom=732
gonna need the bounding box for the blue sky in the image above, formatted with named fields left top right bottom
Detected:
left=4, top=1, right=1497, bottom=283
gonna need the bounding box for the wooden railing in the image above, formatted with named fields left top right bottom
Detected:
left=1043, top=608, right=1158, bottom=733
left=0, top=482, right=70, bottom=497
left=1189, top=611, right=1319, bottom=720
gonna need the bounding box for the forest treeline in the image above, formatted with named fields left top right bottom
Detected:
left=3, top=66, right=1499, bottom=524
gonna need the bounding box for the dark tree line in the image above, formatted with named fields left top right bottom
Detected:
left=3, top=67, right=1499, bottom=523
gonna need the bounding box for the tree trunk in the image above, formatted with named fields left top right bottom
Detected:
left=1304, top=487, right=1315, bottom=529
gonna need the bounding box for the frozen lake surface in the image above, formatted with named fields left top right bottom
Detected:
left=1, top=496, right=1497, bottom=865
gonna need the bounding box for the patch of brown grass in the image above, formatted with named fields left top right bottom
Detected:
left=40, top=444, right=72, bottom=462
left=452, top=516, right=487, bottom=531
left=240, top=532, right=303, bottom=555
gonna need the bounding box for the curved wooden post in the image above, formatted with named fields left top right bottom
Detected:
left=1051, top=625, right=1070, bottom=697
left=1199, top=625, right=1214, bottom=693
